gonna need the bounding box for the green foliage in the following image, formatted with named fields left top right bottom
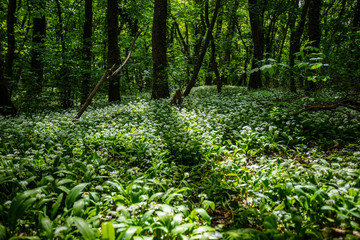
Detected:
left=0, top=87, right=359, bottom=239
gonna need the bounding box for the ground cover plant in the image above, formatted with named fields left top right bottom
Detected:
left=1, top=86, right=360, bottom=239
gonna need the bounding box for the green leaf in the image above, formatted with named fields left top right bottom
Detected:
left=107, top=181, right=126, bottom=195
left=0, top=224, right=7, bottom=240
left=102, top=222, right=115, bottom=240
left=321, top=205, right=337, bottom=212
left=72, top=217, right=96, bottom=240
left=193, top=226, right=215, bottom=234
left=139, top=210, right=154, bottom=226
left=41, top=216, right=53, bottom=239
left=51, top=193, right=63, bottom=219
left=273, top=201, right=285, bottom=211
left=193, top=208, right=211, bottom=224
left=264, top=216, right=277, bottom=230
left=201, top=200, right=215, bottom=211
left=73, top=199, right=85, bottom=217
left=9, top=192, right=37, bottom=229
left=65, top=183, right=88, bottom=209
left=157, top=211, right=171, bottom=228
left=172, top=213, right=183, bottom=227
left=171, top=223, right=195, bottom=235
left=122, top=226, right=141, bottom=240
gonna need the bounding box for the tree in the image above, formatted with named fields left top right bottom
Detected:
left=183, top=0, right=221, bottom=97
left=152, top=0, right=170, bottom=99
left=289, top=0, right=309, bottom=92
left=0, top=0, right=16, bottom=115
left=29, top=1, right=46, bottom=97
left=55, top=0, right=72, bottom=108
left=108, top=0, right=121, bottom=102
left=5, top=0, right=16, bottom=94
left=248, top=0, right=264, bottom=89
left=81, top=0, right=93, bottom=103
left=306, top=0, right=321, bottom=92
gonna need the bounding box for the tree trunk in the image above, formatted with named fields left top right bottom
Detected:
left=5, top=0, right=16, bottom=90
left=81, top=0, right=93, bottom=103
left=108, top=0, right=121, bottom=102
left=183, top=0, right=221, bottom=97
left=289, top=0, right=309, bottom=93
left=354, top=0, right=360, bottom=29
left=151, top=0, right=170, bottom=99
left=30, top=3, right=46, bottom=96
left=248, top=0, right=264, bottom=89
left=306, top=0, right=321, bottom=92
left=55, top=0, right=72, bottom=108
left=0, top=27, right=16, bottom=115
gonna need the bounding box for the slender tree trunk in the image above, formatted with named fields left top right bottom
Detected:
left=152, top=0, right=170, bottom=99
left=289, top=0, right=309, bottom=92
left=30, top=3, right=46, bottom=96
left=5, top=0, right=16, bottom=89
left=236, top=22, right=249, bottom=86
left=183, top=0, right=221, bottom=97
left=248, top=0, right=264, bottom=89
left=108, top=0, right=121, bottom=102
left=306, top=0, right=321, bottom=92
left=55, top=0, right=72, bottom=108
left=81, top=0, right=93, bottom=103
left=1, top=29, right=16, bottom=115
left=1, top=0, right=17, bottom=114
left=354, top=0, right=360, bottom=29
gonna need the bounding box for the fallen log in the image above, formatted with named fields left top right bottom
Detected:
left=293, top=99, right=360, bottom=116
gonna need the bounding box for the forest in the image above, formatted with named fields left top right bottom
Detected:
left=0, top=0, right=360, bottom=239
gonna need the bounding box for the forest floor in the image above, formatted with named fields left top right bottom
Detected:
left=0, top=86, right=360, bottom=239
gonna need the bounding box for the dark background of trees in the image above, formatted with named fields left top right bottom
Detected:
left=0, top=0, right=359, bottom=114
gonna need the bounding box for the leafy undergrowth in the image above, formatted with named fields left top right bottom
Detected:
left=0, top=86, right=359, bottom=239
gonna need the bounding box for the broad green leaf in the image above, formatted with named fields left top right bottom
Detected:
left=9, top=191, right=37, bottom=230
left=72, top=217, right=96, bottom=240
left=122, top=226, right=141, bottom=240
left=102, top=222, right=115, bottom=240
left=56, top=178, right=74, bottom=186
left=107, top=181, right=126, bottom=195
left=73, top=199, right=85, bottom=217
left=9, top=237, right=41, bottom=240
left=193, top=226, right=215, bottom=234
left=149, top=192, right=164, bottom=202
left=157, top=211, right=171, bottom=228
left=273, top=201, right=285, bottom=211
left=172, top=213, right=183, bottom=227
left=65, top=183, right=88, bottom=209
left=41, top=216, right=53, bottom=239
left=264, top=216, right=277, bottom=230
left=201, top=200, right=215, bottom=211
left=139, top=210, right=154, bottom=226
left=51, top=193, right=64, bottom=219
left=0, top=224, right=7, bottom=240
left=193, top=208, right=211, bottom=224
left=321, top=205, right=337, bottom=212
left=171, top=223, right=195, bottom=235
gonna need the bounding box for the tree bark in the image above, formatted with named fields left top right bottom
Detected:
left=306, top=0, right=321, bottom=92
left=108, top=0, right=121, bottom=102
left=152, top=0, right=170, bottom=99
left=289, top=0, right=309, bottom=92
left=5, top=0, right=16, bottom=88
left=183, top=0, right=221, bottom=97
left=55, top=0, right=72, bottom=108
left=81, top=0, right=93, bottom=103
left=354, top=0, right=360, bottom=28
left=30, top=3, right=46, bottom=96
left=1, top=0, right=17, bottom=115
left=248, top=0, right=264, bottom=89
